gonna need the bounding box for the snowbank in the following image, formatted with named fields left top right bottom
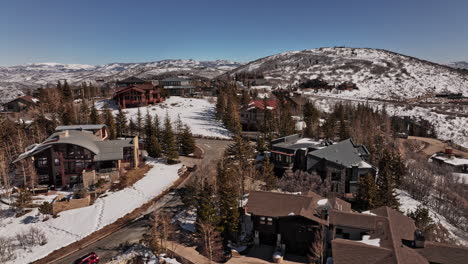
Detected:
left=0, top=159, right=182, bottom=264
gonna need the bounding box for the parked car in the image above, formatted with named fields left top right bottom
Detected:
left=73, top=252, right=99, bottom=264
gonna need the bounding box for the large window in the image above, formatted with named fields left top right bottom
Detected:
left=37, top=157, right=48, bottom=168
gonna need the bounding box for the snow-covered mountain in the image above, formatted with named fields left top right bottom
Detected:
left=0, top=59, right=242, bottom=103
left=447, top=61, right=468, bottom=70
left=228, top=47, right=468, bottom=100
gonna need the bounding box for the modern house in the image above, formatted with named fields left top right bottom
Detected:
left=270, top=134, right=328, bottom=171
left=244, top=191, right=351, bottom=257
left=270, top=135, right=376, bottom=196
left=329, top=206, right=468, bottom=264
left=160, top=77, right=196, bottom=96
left=430, top=152, right=468, bottom=173
left=113, top=78, right=163, bottom=109
left=306, top=138, right=376, bottom=196
left=14, top=124, right=140, bottom=189
left=3, top=96, right=39, bottom=112
left=240, top=99, right=278, bottom=130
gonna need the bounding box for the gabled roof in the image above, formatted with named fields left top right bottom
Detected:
left=308, top=138, right=371, bottom=168
left=330, top=206, right=451, bottom=264
left=246, top=191, right=332, bottom=225
left=242, top=99, right=278, bottom=111
left=5, top=96, right=39, bottom=105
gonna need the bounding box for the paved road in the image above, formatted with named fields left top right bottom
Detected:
left=54, top=138, right=231, bottom=264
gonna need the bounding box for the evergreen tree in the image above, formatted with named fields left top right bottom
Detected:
left=89, top=101, right=101, bottom=124
left=215, top=90, right=226, bottom=120
left=62, top=80, right=72, bottom=102
left=61, top=103, right=76, bottom=125
left=163, top=113, right=179, bottom=162
left=216, top=160, right=240, bottom=239
left=179, top=125, right=196, bottom=155
left=338, top=115, right=350, bottom=140
left=136, top=108, right=143, bottom=137
left=102, top=110, right=117, bottom=139
left=355, top=172, right=378, bottom=211
left=144, top=109, right=153, bottom=141
left=224, top=95, right=242, bottom=135
left=261, top=156, right=276, bottom=190
left=196, top=178, right=219, bottom=227
left=278, top=102, right=295, bottom=137
left=115, top=108, right=128, bottom=137
left=128, top=118, right=137, bottom=137
left=153, top=113, right=161, bottom=138
left=78, top=100, right=90, bottom=124
left=147, top=134, right=162, bottom=158
left=376, top=150, right=400, bottom=209
left=303, top=100, right=320, bottom=138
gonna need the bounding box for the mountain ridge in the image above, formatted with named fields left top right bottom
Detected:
left=227, top=47, right=468, bottom=100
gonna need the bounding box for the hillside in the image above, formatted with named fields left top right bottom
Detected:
left=228, top=47, right=468, bottom=100
left=447, top=61, right=468, bottom=70
left=0, top=59, right=241, bottom=103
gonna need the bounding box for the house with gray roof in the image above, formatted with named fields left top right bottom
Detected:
left=14, top=125, right=140, bottom=189
left=306, top=138, right=376, bottom=196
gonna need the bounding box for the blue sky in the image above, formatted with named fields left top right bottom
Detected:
left=0, top=0, right=467, bottom=65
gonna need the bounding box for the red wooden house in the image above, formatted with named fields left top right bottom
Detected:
left=113, top=82, right=163, bottom=109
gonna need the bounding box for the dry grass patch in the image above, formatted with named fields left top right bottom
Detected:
left=113, top=165, right=152, bottom=191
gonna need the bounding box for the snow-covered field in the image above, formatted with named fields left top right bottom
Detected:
left=97, top=96, right=232, bottom=139
left=0, top=159, right=181, bottom=264
left=397, top=189, right=468, bottom=246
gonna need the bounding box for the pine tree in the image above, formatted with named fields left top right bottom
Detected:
left=136, top=108, right=143, bottom=137
left=179, top=125, right=196, bottom=155
left=128, top=118, right=137, bottom=137
left=376, top=150, right=400, bottom=209
left=89, top=102, right=101, bottom=124
left=144, top=109, right=153, bottom=142
left=61, top=103, right=76, bottom=125
left=147, top=134, right=162, bottom=158
left=196, top=178, right=219, bottom=227
left=262, top=156, right=276, bottom=190
left=78, top=100, right=90, bottom=124
left=224, top=95, right=242, bottom=135
left=102, top=110, right=117, bottom=139
left=303, top=100, right=320, bottom=138
left=355, top=172, right=378, bottom=211
left=216, top=160, right=240, bottom=239
left=338, top=115, right=350, bottom=140
left=62, top=80, right=72, bottom=102
left=278, top=102, right=295, bottom=137
left=163, top=113, right=179, bottom=162
left=215, top=90, right=226, bottom=120
left=115, top=108, right=127, bottom=137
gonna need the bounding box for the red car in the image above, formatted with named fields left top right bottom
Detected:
left=73, top=252, right=99, bottom=264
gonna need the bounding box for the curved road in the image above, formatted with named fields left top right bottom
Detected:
left=53, top=138, right=232, bottom=264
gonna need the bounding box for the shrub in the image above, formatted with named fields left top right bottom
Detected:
left=16, top=227, right=48, bottom=250
left=0, top=237, right=15, bottom=262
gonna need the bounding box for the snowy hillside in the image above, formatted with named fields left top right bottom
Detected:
left=228, top=47, right=468, bottom=100
left=0, top=59, right=242, bottom=103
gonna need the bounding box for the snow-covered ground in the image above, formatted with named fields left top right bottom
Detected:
left=0, top=159, right=181, bottom=264
left=97, top=96, right=232, bottom=139
left=396, top=189, right=468, bottom=246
